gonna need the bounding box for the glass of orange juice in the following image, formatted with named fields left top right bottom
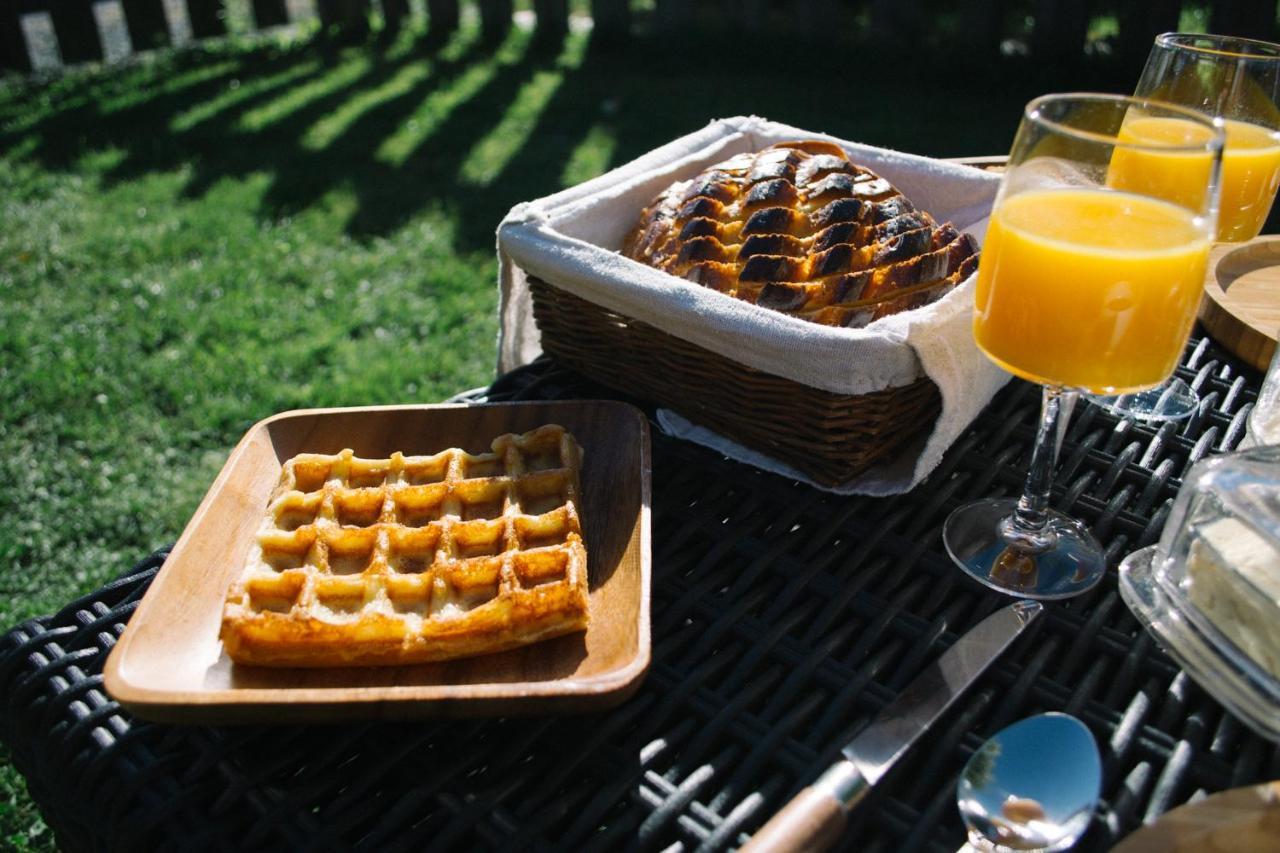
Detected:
left=1091, top=33, right=1280, bottom=421
left=944, top=93, right=1223, bottom=600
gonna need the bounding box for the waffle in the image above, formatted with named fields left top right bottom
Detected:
left=622, top=140, right=980, bottom=327
left=220, top=425, right=589, bottom=667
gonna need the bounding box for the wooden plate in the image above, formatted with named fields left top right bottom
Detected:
left=1200, top=238, right=1280, bottom=371
left=1112, top=781, right=1280, bottom=852
left=104, top=401, right=651, bottom=723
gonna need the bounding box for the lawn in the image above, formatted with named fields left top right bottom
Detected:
left=0, top=13, right=1137, bottom=849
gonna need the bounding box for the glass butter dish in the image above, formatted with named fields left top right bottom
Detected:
left=1119, top=445, right=1280, bottom=742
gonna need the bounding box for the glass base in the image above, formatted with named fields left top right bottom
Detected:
left=1086, top=377, right=1198, bottom=422
left=944, top=498, right=1106, bottom=600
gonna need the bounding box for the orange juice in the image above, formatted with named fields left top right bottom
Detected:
left=1108, top=116, right=1216, bottom=211
left=1109, top=116, right=1280, bottom=241
left=1217, top=119, right=1280, bottom=240
left=974, top=189, right=1210, bottom=392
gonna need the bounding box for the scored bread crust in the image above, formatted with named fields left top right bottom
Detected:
left=219, top=425, right=589, bottom=668
left=622, top=140, right=979, bottom=327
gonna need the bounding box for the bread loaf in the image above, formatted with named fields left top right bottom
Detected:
left=622, top=141, right=979, bottom=327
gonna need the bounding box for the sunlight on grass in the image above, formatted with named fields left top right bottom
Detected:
left=8, top=92, right=109, bottom=136
left=5, top=136, right=38, bottom=160
left=559, top=123, right=615, bottom=187
left=458, top=34, right=586, bottom=186
left=373, top=24, right=527, bottom=166
left=371, top=25, right=424, bottom=63
left=237, top=55, right=372, bottom=132
left=99, top=59, right=240, bottom=114
left=375, top=61, right=499, bottom=165
left=170, top=60, right=321, bottom=132
left=459, top=70, right=562, bottom=185
left=1, top=57, right=173, bottom=132
left=0, top=150, right=498, bottom=630
left=6, top=89, right=106, bottom=135
left=301, top=61, right=432, bottom=151
left=76, top=146, right=128, bottom=172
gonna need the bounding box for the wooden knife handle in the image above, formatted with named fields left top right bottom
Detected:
left=740, top=785, right=848, bottom=853
left=741, top=761, right=867, bottom=853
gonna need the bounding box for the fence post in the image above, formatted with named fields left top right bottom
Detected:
left=477, top=0, right=512, bottom=42
left=187, top=0, right=228, bottom=38
left=251, top=0, right=290, bottom=29
left=0, top=0, right=31, bottom=72
left=1210, top=0, right=1276, bottom=42
left=1031, top=0, right=1089, bottom=63
left=49, top=1, right=104, bottom=64
left=121, top=0, right=171, bottom=50
left=590, top=0, right=629, bottom=42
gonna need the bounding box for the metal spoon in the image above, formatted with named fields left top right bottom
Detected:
left=956, top=713, right=1101, bottom=852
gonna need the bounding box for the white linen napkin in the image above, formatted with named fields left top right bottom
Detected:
left=496, top=115, right=1012, bottom=494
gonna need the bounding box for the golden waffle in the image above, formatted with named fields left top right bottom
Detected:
left=220, top=424, right=589, bottom=667
left=623, top=140, right=980, bottom=327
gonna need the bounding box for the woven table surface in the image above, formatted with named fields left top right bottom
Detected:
left=3, top=333, right=1278, bottom=852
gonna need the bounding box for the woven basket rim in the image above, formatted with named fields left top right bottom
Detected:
left=527, top=277, right=942, bottom=485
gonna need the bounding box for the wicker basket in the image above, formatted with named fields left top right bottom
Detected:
left=528, top=277, right=941, bottom=486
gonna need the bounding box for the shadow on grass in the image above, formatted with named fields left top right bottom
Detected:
left=0, top=22, right=1144, bottom=255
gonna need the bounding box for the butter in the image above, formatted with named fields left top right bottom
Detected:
left=1186, top=516, right=1280, bottom=681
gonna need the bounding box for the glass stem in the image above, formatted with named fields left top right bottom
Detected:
left=1003, top=385, right=1071, bottom=552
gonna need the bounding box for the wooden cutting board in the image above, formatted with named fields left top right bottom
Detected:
left=1200, top=238, right=1280, bottom=371
left=1112, top=781, right=1280, bottom=852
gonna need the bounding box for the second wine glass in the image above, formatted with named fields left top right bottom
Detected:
left=1088, top=32, right=1280, bottom=421
left=944, top=93, right=1223, bottom=600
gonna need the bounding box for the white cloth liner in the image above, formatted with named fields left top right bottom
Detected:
left=496, top=115, right=1012, bottom=495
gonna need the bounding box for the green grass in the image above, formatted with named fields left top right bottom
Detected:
left=0, top=18, right=1135, bottom=850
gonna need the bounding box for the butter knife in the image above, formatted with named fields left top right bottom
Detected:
left=741, top=600, right=1043, bottom=852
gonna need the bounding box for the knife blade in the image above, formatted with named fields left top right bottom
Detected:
left=740, top=600, right=1042, bottom=853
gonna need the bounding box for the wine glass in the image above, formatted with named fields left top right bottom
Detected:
left=1088, top=33, right=1280, bottom=421
left=944, top=93, right=1223, bottom=600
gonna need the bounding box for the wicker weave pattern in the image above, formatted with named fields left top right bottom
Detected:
left=2, top=334, right=1277, bottom=853
left=529, top=277, right=941, bottom=485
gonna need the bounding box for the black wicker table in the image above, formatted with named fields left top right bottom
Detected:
left=3, top=334, right=1277, bottom=852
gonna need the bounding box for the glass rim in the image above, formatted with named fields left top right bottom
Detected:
left=1155, top=31, right=1280, bottom=61
left=1024, top=92, right=1225, bottom=154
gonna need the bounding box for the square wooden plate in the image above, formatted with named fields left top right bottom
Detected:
left=104, top=401, right=651, bottom=723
